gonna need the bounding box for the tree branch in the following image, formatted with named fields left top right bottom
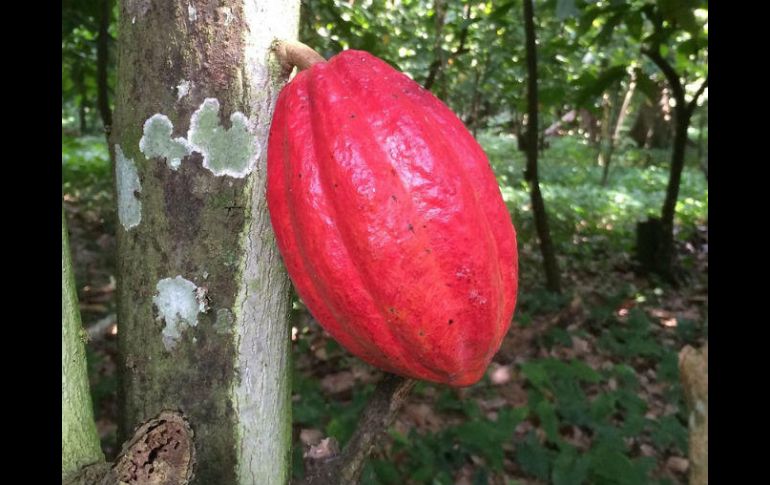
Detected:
left=686, top=74, right=709, bottom=118
left=423, top=0, right=448, bottom=90
left=299, top=374, right=416, bottom=485
left=642, top=44, right=685, bottom=106
left=424, top=2, right=471, bottom=90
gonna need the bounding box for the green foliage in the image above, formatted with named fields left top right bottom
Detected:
left=62, top=135, right=114, bottom=221
left=62, top=0, right=117, bottom=134
left=293, top=370, right=374, bottom=445
left=482, top=134, right=708, bottom=261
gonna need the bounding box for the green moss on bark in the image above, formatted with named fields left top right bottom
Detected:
left=62, top=207, right=104, bottom=479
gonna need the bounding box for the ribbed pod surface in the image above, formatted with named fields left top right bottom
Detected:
left=267, top=50, right=518, bottom=386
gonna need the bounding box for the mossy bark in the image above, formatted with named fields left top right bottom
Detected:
left=63, top=207, right=104, bottom=479
left=112, top=1, right=299, bottom=483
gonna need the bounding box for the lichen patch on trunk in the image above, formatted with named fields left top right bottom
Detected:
left=218, top=6, right=234, bottom=25
left=187, top=98, right=259, bottom=178
left=176, top=80, right=191, bottom=101
left=139, top=114, right=193, bottom=170
left=115, top=144, right=142, bottom=230
left=154, top=276, right=205, bottom=351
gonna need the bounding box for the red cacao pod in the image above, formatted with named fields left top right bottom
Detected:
left=267, top=50, right=518, bottom=386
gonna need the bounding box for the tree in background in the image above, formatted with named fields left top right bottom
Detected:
left=578, top=0, right=708, bottom=279
left=522, top=0, right=562, bottom=293
left=639, top=3, right=708, bottom=280
left=63, top=0, right=117, bottom=138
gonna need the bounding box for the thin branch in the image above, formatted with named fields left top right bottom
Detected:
left=686, top=74, right=709, bottom=117
left=642, top=45, right=685, bottom=105
left=424, top=2, right=471, bottom=90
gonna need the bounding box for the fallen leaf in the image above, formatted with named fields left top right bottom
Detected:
left=305, top=437, right=340, bottom=460
left=320, top=371, right=355, bottom=395
left=300, top=429, right=324, bottom=447
left=404, top=403, right=443, bottom=432
left=639, top=443, right=656, bottom=457
left=666, top=456, right=689, bottom=474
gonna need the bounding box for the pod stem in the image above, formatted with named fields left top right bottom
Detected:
left=272, top=40, right=326, bottom=72
left=298, top=374, right=416, bottom=485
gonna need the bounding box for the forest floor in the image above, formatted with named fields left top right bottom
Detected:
left=63, top=134, right=708, bottom=485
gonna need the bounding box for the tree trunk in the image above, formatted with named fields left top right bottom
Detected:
left=97, top=0, right=113, bottom=135
left=578, top=108, right=600, bottom=145
left=423, top=1, right=469, bottom=94
left=600, top=77, right=635, bottom=186
left=465, top=54, right=490, bottom=137
left=647, top=105, right=691, bottom=280
left=629, top=84, right=672, bottom=149
left=597, top=90, right=614, bottom=184
left=679, top=344, right=708, bottom=485
left=112, top=1, right=298, bottom=483
left=465, top=66, right=481, bottom=135
left=74, top=62, right=88, bottom=135
left=423, top=0, right=447, bottom=91
left=697, top=102, right=707, bottom=181
left=62, top=206, right=104, bottom=479
left=522, top=0, right=561, bottom=293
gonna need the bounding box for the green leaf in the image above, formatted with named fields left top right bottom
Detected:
left=616, top=389, right=647, bottom=416
left=459, top=17, right=482, bottom=31
left=452, top=407, right=527, bottom=471
left=500, top=406, right=531, bottom=430
left=590, top=393, right=617, bottom=422
left=489, top=1, right=516, bottom=23
left=556, top=0, right=579, bottom=20
left=552, top=446, right=591, bottom=485
left=540, top=86, right=567, bottom=107
left=410, top=464, right=434, bottom=482
left=521, top=362, right=551, bottom=390
left=577, top=7, right=603, bottom=37
left=515, top=433, right=553, bottom=481
left=536, top=400, right=561, bottom=443
left=589, top=446, right=649, bottom=485
left=649, top=414, right=687, bottom=452
left=568, top=360, right=602, bottom=383
left=594, top=11, right=625, bottom=46
left=658, top=0, right=700, bottom=34
left=626, top=9, right=644, bottom=40
left=291, top=445, right=305, bottom=479
left=370, top=459, right=401, bottom=485
left=634, top=70, right=661, bottom=103
left=575, top=65, right=627, bottom=106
